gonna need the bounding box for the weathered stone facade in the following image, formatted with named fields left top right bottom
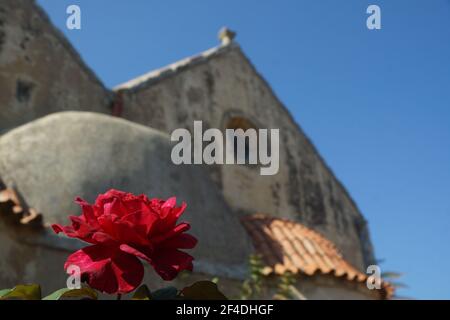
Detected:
left=0, top=0, right=378, bottom=298
left=115, top=44, right=375, bottom=270
left=0, top=0, right=111, bottom=134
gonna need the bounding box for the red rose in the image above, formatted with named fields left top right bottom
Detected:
left=52, top=189, right=197, bottom=295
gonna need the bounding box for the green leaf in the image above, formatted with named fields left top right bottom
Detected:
left=151, top=286, right=179, bottom=300
left=43, top=287, right=98, bottom=300
left=0, top=289, right=10, bottom=296
left=0, top=284, right=41, bottom=300
left=132, top=285, right=151, bottom=300
left=181, top=281, right=227, bottom=300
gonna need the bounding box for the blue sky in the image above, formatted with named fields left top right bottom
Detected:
left=37, top=0, right=450, bottom=299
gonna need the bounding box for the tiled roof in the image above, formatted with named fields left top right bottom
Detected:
left=241, top=214, right=393, bottom=299
left=0, top=188, right=42, bottom=228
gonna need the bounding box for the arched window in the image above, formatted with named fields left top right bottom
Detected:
left=226, top=117, right=257, bottom=164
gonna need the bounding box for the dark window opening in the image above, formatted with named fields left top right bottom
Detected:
left=226, top=117, right=257, bottom=164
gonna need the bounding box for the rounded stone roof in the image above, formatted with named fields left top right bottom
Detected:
left=0, top=111, right=252, bottom=278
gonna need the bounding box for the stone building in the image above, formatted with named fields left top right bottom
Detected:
left=0, top=0, right=391, bottom=299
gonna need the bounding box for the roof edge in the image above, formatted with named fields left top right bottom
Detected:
left=113, top=42, right=240, bottom=92
left=32, top=0, right=110, bottom=93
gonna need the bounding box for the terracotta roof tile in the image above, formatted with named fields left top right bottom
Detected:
left=0, top=188, right=43, bottom=228
left=241, top=214, right=394, bottom=299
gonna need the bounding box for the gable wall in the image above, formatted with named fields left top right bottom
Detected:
left=116, top=45, right=376, bottom=270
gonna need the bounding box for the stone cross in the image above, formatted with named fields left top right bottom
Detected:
left=218, top=27, right=236, bottom=45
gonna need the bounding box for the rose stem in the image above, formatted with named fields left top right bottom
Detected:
left=117, top=294, right=122, bottom=300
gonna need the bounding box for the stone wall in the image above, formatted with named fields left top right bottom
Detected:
left=295, top=274, right=383, bottom=300
left=115, top=44, right=375, bottom=270
left=264, top=274, right=382, bottom=300
left=0, top=0, right=111, bottom=133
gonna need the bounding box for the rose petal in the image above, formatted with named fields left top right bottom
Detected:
left=103, top=197, right=129, bottom=217
left=151, top=249, right=194, bottom=281
left=121, top=211, right=158, bottom=237
left=98, top=214, right=149, bottom=246
left=150, top=202, right=188, bottom=235
left=52, top=216, right=98, bottom=244
left=75, top=197, right=100, bottom=228
left=150, top=222, right=191, bottom=244
left=95, top=189, right=126, bottom=208
left=65, top=244, right=144, bottom=294
left=119, top=244, right=153, bottom=263
left=160, top=233, right=198, bottom=250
